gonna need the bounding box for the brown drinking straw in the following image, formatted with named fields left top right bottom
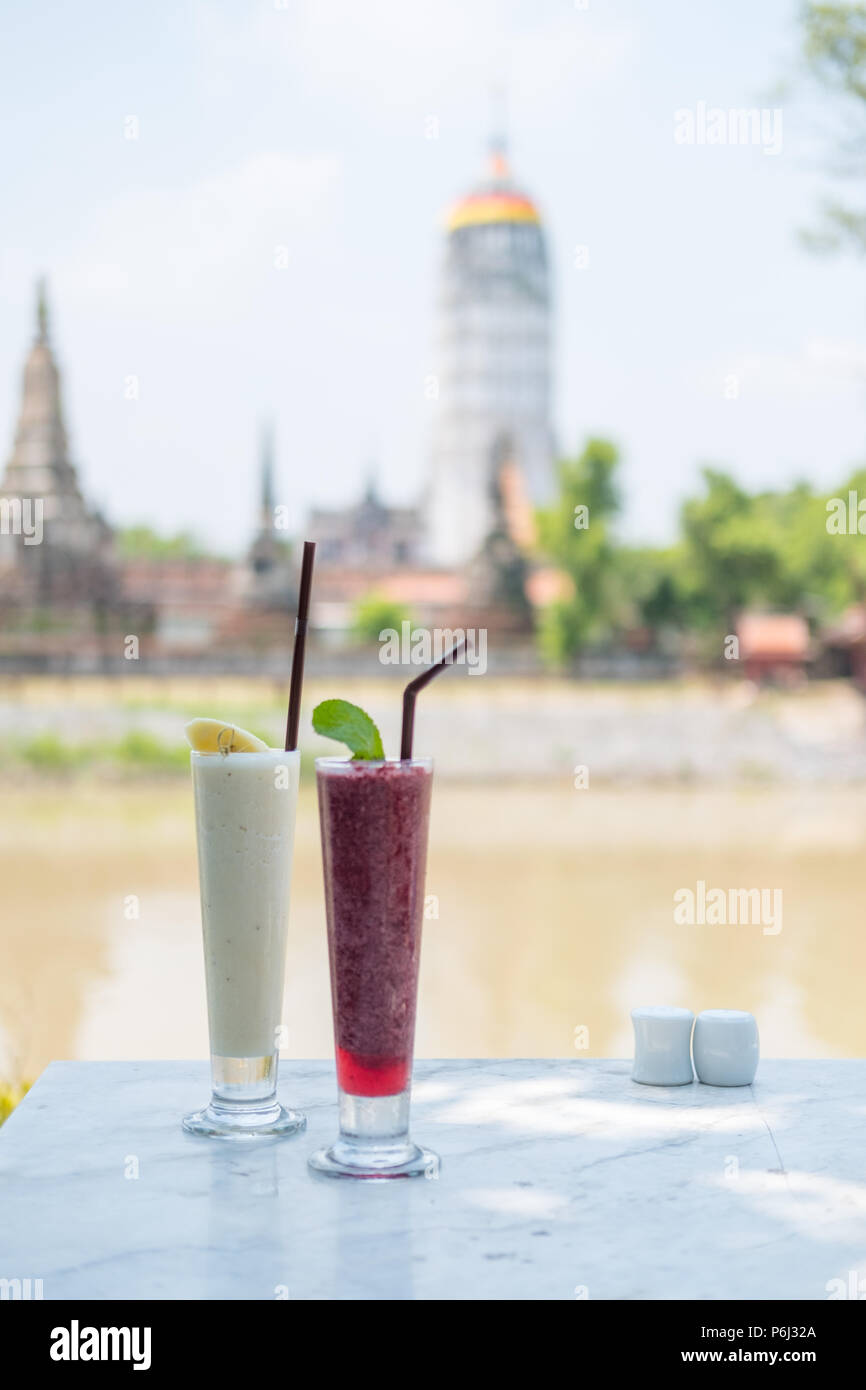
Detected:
left=400, top=635, right=466, bottom=760
left=284, top=540, right=316, bottom=752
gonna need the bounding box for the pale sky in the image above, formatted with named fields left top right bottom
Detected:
left=0, top=0, right=863, bottom=555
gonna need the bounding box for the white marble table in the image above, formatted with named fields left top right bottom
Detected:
left=1, top=1060, right=863, bottom=1301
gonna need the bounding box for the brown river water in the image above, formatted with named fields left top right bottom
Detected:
left=1, top=779, right=864, bottom=1081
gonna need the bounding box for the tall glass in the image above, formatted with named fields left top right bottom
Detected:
left=183, top=748, right=306, bottom=1140
left=309, top=756, right=437, bottom=1179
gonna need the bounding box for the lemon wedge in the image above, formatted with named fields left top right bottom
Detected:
left=184, top=718, right=269, bottom=754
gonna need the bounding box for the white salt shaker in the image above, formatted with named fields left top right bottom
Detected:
left=693, top=1009, right=759, bottom=1086
left=631, top=1006, right=694, bottom=1086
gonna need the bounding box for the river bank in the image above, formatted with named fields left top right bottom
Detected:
left=1, top=675, right=865, bottom=783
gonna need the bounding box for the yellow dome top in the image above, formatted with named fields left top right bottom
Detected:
left=445, top=147, right=541, bottom=232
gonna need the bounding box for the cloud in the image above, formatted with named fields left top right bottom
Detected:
left=61, top=152, right=340, bottom=318
left=195, top=0, right=638, bottom=109
left=694, top=338, right=866, bottom=401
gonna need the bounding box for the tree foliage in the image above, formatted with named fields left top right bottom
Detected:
left=802, top=1, right=866, bottom=254
left=535, top=438, right=623, bottom=663
left=352, top=592, right=413, bottom=644
left=534, top=438, right=866, bottom=664
left=117, top=526, right=206, bottom=560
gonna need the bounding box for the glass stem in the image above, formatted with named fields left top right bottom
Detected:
left=210, top=1053, right=279, bottom=1112
left=338, top=1087, right=411, bottom=1150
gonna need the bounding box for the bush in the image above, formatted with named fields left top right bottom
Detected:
left=352, top=593, right=413, bottom=646
left=19, top=732, right=87, bottom=772
left=112, top=730, right=190, bottom=771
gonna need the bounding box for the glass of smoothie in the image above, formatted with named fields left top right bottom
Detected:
left=182, top=720, right=306, bottom=1141
left=309, top=755, right=436, bottom=1178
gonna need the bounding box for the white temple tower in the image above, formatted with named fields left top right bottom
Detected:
left=426, top=136, right=554, bottom=567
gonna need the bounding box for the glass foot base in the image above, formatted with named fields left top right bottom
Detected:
left=308, top=1140, right=439, bottom=1180
left=182, top=1101, right=306, bottom=1142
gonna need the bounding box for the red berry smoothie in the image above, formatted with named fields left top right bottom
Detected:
left=316, top=758, right=432, bottom=1097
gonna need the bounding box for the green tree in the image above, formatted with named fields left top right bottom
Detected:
left=535, top=438, right=623, bottom=664
left=812, top=467, right=866, bottom=605
left=614, top=545, right=689, bottom=637
left=534, top=442, right=866, bottom=665
left=352, top=593, right=413, bottom=645
left=117, top=526, right=207, bottom=559
left=801, top=1, right=866, bottom=254
left=679, top=469, right=784, bottom=629
left=676, top=466, right=866, bottom=633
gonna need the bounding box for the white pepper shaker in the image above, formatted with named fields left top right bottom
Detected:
left=693, top=1009, right=759, bottom=1086
left=631, top=1006, right=694, bottom=1086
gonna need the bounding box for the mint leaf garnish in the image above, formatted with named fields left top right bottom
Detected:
left=312, top=699, right=385, bottom=760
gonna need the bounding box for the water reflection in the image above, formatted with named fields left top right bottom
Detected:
left=1, top=782, right=865, bottom=1079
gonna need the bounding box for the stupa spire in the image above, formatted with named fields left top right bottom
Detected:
left=260, top=420, right=275, bottom=526
left=36, top=277, right=49, bottom=344
left=7, top=279, right=68, bottom=477
left=488, top=86, right=510, bottom=181
left=0, top=280, right=115, bottom=602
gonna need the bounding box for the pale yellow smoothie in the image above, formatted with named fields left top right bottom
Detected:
left=191, top=748, right=300, bottom=1060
